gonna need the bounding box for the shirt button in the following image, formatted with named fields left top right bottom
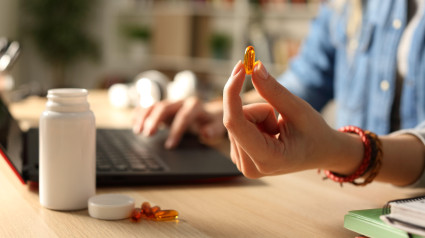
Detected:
left=349, top=39, right=358, bottom=51
left=393, top=19, right=402, bottom=29
left=380, top=80, right=390, bottom=91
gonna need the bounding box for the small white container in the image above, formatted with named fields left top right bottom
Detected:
left=88, top=194, right=135, bottom=220
left=39, top=88, right=96, bottom=210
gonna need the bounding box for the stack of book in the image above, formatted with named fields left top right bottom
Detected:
left=344, top=196, right=425, bottom=238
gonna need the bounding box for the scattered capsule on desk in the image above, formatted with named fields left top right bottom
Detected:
left=244, top=46, right=256, bottom=75
left=154, top=210, right=179, bottom=221
left=130, top=208, right=142, bottom=222
left=141, top=202, right=154, bottom=218
left=151, top=205, right=160, bottom=214
left=131, top=201, right=179, bottom=222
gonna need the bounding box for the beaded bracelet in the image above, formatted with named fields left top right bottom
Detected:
left=352, top=130, right=383, bottom=186
left=323, top=126, right=373, bottom=185
left=322, top=126, right=383, bottom=186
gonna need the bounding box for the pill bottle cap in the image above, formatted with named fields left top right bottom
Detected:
left=88, top=194, right=135, bottom=220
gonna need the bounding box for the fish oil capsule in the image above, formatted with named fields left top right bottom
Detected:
left=131, top=208, right=142, bottom=222
left=151, top=206, right=160, bottom=213
left=129, top=201, right=180, bottom=222
left=141, top=202, right=154, bottom=218
left=154, top=210, right=179, bottom=221
left=244, top=46, right=256, bottom=75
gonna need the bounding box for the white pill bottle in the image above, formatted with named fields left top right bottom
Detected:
left=39, top=88, right=96, bottom=210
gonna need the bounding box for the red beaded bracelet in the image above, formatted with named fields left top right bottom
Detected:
left=352, top=130, right=383, bottom=186
left=323, top=126, right=372, bottom=184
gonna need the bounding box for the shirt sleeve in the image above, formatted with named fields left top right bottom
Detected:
left=390, top=121, right=425, bottom=188
left=276, top=2, right=337, bottom=111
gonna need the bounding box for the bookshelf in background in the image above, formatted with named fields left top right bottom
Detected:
left=113, top=0, right=318, bottom=96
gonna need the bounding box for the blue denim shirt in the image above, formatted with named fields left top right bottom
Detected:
left=277, top=0, right=425, bottom=135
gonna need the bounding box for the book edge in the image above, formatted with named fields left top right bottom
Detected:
left=344, top=209, right=410, bottom=238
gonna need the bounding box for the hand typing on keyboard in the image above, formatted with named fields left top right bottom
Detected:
left=132, top=97, right=226, bottom=149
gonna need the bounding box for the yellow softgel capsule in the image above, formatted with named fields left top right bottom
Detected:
left=244, top=46, right=255, bottom=75
left=154, top=209, right=179, bottom=221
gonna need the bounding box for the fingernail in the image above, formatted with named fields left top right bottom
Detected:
left=143, top=119, right=152, bottom=136
left=202, top=127, right=214, bottom=139
left=231, top=60, right=243, bottom=76
left=165, top=138, right=175, bottom=149
left=254, top=61, right=268, bottom=80
left=133, top=124, right=140, bottom=134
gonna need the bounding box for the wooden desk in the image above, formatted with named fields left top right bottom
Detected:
left=1, top=90, right=424, bottom=237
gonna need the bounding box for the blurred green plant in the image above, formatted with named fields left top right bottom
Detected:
left=24, top=0, right=99, bottom=87
left=210, top=32, right=232, bottom=59
left=121, top=24, right=151, bottom=42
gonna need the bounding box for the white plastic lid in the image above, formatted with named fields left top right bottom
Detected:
left=88, top=194, right=135, bottom=220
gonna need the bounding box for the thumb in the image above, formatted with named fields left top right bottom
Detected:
left=251, top=61, right=305, bottom=121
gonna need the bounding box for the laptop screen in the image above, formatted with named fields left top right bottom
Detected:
left=0, top=95, right=25, bottom=180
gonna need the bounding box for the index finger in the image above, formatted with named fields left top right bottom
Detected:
left=222, top=62, right=266, bottom=148
left=166, top=97, right=202, bottom=149
left=223, top=61, right=246, bottom=126
left=223, top=61, right=283, bottom=169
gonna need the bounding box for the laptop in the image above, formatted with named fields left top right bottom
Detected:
left=0, top=96, right=241, bottom=186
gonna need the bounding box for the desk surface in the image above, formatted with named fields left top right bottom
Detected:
left=1, top=90, right=424, bottom=237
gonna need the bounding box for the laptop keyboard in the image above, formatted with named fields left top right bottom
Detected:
left=96, top=129, right=166, bottom=173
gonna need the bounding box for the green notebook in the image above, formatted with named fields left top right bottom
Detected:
left=344, top=209, right=425, bottom=238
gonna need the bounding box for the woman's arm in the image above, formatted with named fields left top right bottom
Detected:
left=223, top=60, right=425, bottom=187
left=328, top=132, right=425, bottom=186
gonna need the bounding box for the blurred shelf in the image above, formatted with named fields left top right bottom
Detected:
left=110, top=0, right=316, bottom=92
left=136, top=55, right=286, bottom=85
left=147, top=55, right=234, bottom=73
left=118, top=1, right=319, bottom=19
left=258, top=3, right=320, bottom=19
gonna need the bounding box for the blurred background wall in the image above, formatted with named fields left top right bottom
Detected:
left=0, top=0, right=19, bottom=37
left=1, top=0, right=320, bottom=102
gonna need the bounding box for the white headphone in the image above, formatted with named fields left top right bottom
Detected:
left=108, top=70, right=197, bottom=108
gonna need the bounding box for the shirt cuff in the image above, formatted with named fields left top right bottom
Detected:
left=390, top=128, right=425, bottom=188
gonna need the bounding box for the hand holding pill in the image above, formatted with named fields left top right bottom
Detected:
left=223, top=50, right=335, bottom=179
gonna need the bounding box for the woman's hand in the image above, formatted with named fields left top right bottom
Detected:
left=223, top=61, right=345, bottom=178
left=133, top=96, right=226, bottom=149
